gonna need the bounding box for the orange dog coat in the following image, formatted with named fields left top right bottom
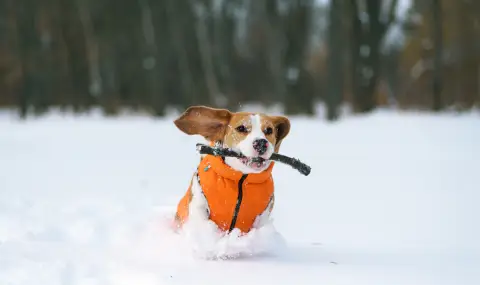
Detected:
left=175, top=154, right=275, bottom=233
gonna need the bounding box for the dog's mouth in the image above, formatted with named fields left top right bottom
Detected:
left=239, top=157, right=269, bottom=170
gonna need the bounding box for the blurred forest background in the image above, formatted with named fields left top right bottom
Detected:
left=0, top=0, right=479, bottom=121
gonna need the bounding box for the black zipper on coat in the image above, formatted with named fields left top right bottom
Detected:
left=229, top=174, right=248, bottom=232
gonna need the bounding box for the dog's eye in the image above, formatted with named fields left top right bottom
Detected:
left=264, top=127, right=273, bottom=135
left=236, top=125, right=248, bottom=133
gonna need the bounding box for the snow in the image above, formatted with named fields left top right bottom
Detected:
left=1, top=108, right=480, bottom=285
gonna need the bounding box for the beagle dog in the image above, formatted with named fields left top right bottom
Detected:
left=172, top=106, right=290, bottom=234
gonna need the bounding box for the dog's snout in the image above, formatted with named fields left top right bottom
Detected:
left=253, top=139, right=269, bottom=155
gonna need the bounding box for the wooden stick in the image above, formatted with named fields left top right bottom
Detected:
left=196, top=144, right=311, bottom=176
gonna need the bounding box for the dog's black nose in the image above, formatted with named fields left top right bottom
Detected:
left=253, top=139, right=269, bottom=155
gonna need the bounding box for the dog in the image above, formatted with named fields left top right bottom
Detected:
left=172, top=106, right=290, bottom=234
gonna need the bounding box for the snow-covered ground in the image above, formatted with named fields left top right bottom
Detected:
left=1, top=108, right=479, bottom=285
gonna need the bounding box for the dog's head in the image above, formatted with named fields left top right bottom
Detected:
left=174, top=106, right=290, bottom=174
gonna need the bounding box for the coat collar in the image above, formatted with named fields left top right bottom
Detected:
left=200, top=155, right=274, bottom=184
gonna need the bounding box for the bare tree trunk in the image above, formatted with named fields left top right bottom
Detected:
left=283, top=0, right=314, bottom=115
left=248, top=0, right=286, bottom=105
left=326, top=0, right=344, bottom=121
left=14, top=0, right=40, bottom=118
left=432, top=0, right=443, bottom=111
left=455, top=1, right=478, bottom=110
left=478, top=63, right=480, bottom=106
left=355, top=0, right=380, bottom=113
left=349, top=0, right=361, bottom=109
left=349, top=0, right=397, bottom=113
left=217, top=2, right=237, bottom=110
left=138, top=0, right=165, bottom=115
left=59, top=0, right=89, bottom=111
left=266, top=0, right=286, bottom=106
left=192, top=1, right=222, bottom=107
left=165, top=0, right=195, bottom=107
left=76, top=0, right=102, bottom=99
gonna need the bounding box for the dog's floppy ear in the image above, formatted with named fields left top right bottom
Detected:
left=174, top=106, right=232, bottom=142
left=271, top=116, right=290, bottom=152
